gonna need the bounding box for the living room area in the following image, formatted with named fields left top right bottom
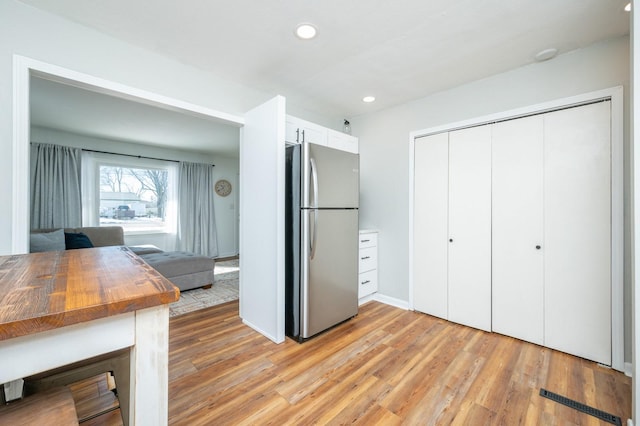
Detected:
left=27, top=75, right=242, bottom=313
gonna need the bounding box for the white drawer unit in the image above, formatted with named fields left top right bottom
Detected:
left=359, top=246, right=377, bottom=273
left=358, top=269, right=377, bottom=300
left=359, top=232, right=377, bottom=249
left=358, top=230, right=378, bottom=299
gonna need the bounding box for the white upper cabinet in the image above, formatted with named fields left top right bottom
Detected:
left=285, top=116, right=327, bottom=146
left=286, top=115, right=358, bottom=153
left=327, top=128, right=358, bottom=153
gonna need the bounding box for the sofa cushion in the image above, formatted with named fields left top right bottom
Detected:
left=140, top=251, right=214, bottom=277
left=32, top=226, right=125, bottom=247
left=64, top=232, right=94, bottom=250
left=30, top=229, right=65, bottom=253
left=67, top=227, right=124, bottom=247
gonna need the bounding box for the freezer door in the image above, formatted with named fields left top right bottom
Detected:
left=302, top=143, right=359, bottom=209
left=302, top=209, right=359, bottom=338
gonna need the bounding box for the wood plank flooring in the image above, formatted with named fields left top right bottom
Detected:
left=167, top=300, right=631, bottom=425
left=68, top=373, right=120, bottom=423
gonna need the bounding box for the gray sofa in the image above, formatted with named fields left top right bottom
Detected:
left=30, top=226, right=215, bottom=292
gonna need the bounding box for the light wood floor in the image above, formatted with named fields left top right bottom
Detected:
left=165, top=300, right=631, bottom=425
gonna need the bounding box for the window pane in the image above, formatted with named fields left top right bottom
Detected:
left=99, top=165, right=168, bottom=232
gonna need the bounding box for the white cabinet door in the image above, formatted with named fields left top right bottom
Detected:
left=491, top=115, right=544, bottom=345
left=544, top=102, right=611, bottom=365
left=285, top=116, right=301, bottom=143
left=328, top=129, right=358, bottom=153
left=285, top=115, right=327, bottom=146
left=413, top=132, right=449, bottom=320
left=448, top=125, right=492, bottom=331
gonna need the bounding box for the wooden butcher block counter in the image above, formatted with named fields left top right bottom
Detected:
left=0, top=246, right=179, bottom=341
left=0, top=246, right=180, bottom=425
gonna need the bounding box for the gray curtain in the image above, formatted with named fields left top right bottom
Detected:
left=177, top=161, right=218, bottom=257
left=30, top=143, right=82, bottom=229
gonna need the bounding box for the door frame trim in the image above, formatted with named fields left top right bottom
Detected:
left=408, top=86, right=624, bottom=372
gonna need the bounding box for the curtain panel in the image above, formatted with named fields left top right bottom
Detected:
left=30, top=143, right=83, bottom=229
left=177, top=161, right=218, bottom=257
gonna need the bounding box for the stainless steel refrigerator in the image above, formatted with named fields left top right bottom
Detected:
left=285, top=142, right=359, bottom=342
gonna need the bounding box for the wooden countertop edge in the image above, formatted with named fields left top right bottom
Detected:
left=0, top=285, right=180, bottom=342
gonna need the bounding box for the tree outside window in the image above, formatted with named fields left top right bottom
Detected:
left=99, top=165, right=169, bottom=232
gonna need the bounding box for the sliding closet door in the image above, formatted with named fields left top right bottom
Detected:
left=413, top=133, right=449, bottom=319
left=448, top=125, right=492, bottom=331
left=491, top=115, right=544, bottom=345
left=544, top=101, right=611, bottom=365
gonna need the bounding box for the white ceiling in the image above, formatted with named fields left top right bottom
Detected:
left=30, top=77, right=242, bottom=157
left=21, top=0, right=630, bottom=154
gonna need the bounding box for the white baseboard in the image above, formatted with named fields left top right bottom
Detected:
left=358, top=294, right=376, bottom=306
left=241, top=319, right=283, bottom=344
left=372, top=293, right=410, bottom=310
left=625, top=362, right=632, bottom=377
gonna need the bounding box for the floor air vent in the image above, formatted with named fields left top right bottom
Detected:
left=539, top=389, right=622, bottom=426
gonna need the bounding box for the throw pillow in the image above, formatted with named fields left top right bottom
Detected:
left=29, top=229, right=65, bottom=253
left=65, top=232, right=95, bottom=250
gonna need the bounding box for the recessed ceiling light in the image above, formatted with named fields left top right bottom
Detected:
left=534, top=48, right=558, bottom=62
left=625, top=2, right=631, bottom=11
left=295, top=23, right=317, bottom=40
left=362, top=96, right=376, bottom=103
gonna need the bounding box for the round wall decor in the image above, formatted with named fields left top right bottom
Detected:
left=214, top=179, right=232, bottom=197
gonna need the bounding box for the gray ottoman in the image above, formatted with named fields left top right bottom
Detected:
left=140, top=251, right=214, bottom=292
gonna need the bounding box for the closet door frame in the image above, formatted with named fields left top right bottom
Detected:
left=408, top=86, right=624, bottom=372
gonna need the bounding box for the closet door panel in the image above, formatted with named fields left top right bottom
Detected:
left=448, top=125, right=492, bottom=331
left=413, top=133, right=449, bottom=319
left=544, top=101, right=611, bottom=365
left=491, top=116, right=544, bottom=345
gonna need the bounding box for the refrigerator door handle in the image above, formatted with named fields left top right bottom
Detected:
left=310, top=210, right=318, bottom=260
left=309, top=157, right=319, bottom=259
left=310, top=157, right=319, bottom=208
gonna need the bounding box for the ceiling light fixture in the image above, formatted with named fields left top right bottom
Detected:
left=295, top=23, right=317, bottom=40
left=625, top=2, right=631, bottom=11
left=362, top=96, right=376, bottom=103
left=534, top=48, right=558, bottom=62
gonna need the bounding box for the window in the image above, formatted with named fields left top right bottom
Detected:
left=99, top=165, right=169, bottom=232
left=82, top=152, right=177, bottom=234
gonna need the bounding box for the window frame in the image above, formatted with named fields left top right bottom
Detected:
left=82, top=151, right=177, bottom=235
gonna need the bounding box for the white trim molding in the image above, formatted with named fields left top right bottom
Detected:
left=408, top=86, right=625, bottom=373
left=373, top=293, right=410, bottom=310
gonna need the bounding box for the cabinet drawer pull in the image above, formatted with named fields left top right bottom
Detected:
left=361, top=256, right=370, bottom=260
left=361, top=280, right=371, bottom=285
left=360, top=239, right=370, bottom=243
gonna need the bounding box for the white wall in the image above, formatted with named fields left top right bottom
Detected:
left=352, top=36, right=631, bottom=359
left=30, top=127, right=239, bottom=257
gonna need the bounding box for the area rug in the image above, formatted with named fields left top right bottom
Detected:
left=169, top=258, right=239, bottom=317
